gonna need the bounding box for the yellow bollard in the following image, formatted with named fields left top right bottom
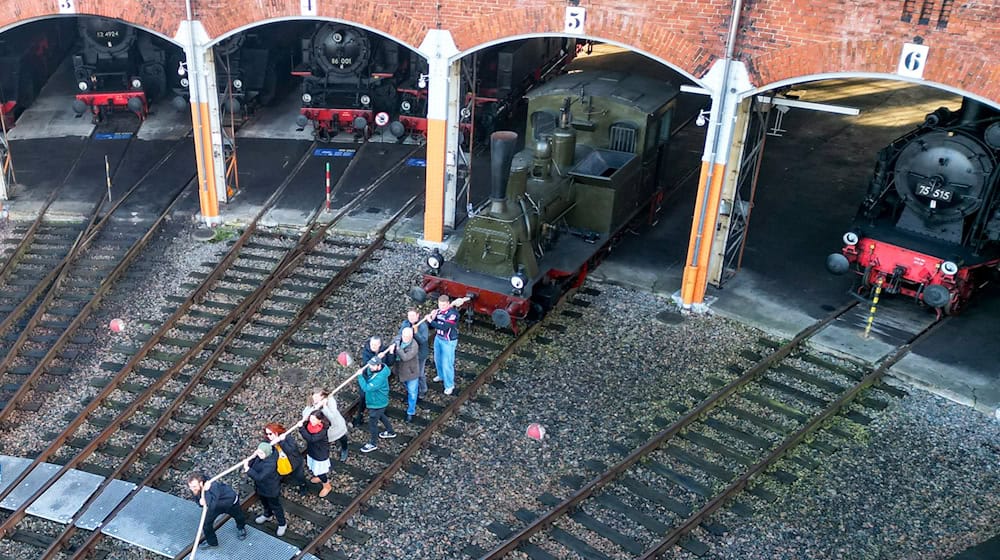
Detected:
left=863, top=276, right=884, bottom=339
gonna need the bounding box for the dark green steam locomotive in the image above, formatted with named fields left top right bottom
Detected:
left=413, top=70, right=679, bottom=330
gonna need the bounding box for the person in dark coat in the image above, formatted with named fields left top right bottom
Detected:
left=298, top=410, right=333, bottom=497
left=265, top=422, right=307, bottom=495
left=355, top=336, right=396, bottom=427
left=187, top=472, right=247, bottom=549
left=244, top=442, right=287, bottom=537
left=395, top=327, right=421, bottom=421
left=399, top=308, right=430, bottom=396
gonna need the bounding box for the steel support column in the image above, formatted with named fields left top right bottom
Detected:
left=175, top=19, right=225, bottom=226
left=679, top=58, right=754, bottom=309
left=419, top=30, right=459, bottom=243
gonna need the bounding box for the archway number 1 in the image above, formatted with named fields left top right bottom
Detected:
left=58, top=0, right=76, bottom=14
left=301, top=0, right=317, bottom=16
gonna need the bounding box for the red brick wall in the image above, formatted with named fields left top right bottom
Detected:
left=741, top=0, right=1000, bottom=101
left=0, top=1, right=185, bottom=41
left=0, top=0, right=997, bottom=102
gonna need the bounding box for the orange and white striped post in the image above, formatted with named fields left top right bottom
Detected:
left=418, top=30, right=459, bottom=243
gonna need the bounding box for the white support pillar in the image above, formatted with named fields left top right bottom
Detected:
left=443, top=60, right=462, bottom=229
left=175, top=21, right=225, bottom=225
left=418, top=30, right=459, bottom=242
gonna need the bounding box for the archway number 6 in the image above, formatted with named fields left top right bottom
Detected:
left=58, top=0, right=76, bottom=14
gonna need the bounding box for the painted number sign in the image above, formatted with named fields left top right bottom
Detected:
left=58, top=0, right=76, bottom=14
left=301, top=0, right=317, bottom=16
left=564, top=7, right=586, bottom=35
left=897, top=43, right=930, bottom=79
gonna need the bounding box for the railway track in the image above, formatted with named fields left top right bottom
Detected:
left=471, top=303, right=942, bottom=559
left=0, top=140, right=422, bottom=558
left=0, top=136, right=194, bottom=421
left=233, top=287, right=600, bottom=560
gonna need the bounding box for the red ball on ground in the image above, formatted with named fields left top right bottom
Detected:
left=109, top=318, right=125, bottom=333
left=337, top=352, right=354, bottom=367
left=526, top=423, right=546, bottom=441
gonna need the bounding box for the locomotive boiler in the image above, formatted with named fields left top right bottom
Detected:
left=71, top=16, right=172, bottom=122
left=827, top=98, right=1000, bottom=314
left=412, top=70, right=678, bottom=331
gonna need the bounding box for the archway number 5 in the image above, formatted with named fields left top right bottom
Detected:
left=564, top=7, right=586, bottom=35
left=58, top=0, right=76, bottom=14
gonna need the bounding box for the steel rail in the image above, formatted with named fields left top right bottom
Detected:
left=293, top=278, right=589, bottom=560
left=0, top=140, right=322, bottom=531
left=0, top=125, right=104, bottom=283
left=0, top=132, right=176, bottom=347
left=0, top=176, right=195, bottom=528
left=480, top=301, right=860, bottom=558
left=0, top=187, right=62, bottom=283
left=73, top=194, right=419, bottom=560
left=0, top=138, right=193, bottom=422
left=639, top=316, right=950, bottom=559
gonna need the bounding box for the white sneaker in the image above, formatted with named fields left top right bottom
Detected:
left=276, top=525, right=287, bottom=537
left=255, top=515, right=274, bottom=524
left=444, top=387, right=454, bottom=395
left=432, top=376, right=442, bottom=382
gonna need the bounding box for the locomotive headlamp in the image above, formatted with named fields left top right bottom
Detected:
left=940, top=261, right=959, bottom=275
left=233, top=79, right=243, bottom=90
left=842, top=232, right=859, bottom=246
left=360, top=94, right=372, bottom=107
left=131, top=78, right=142, bottom=90
left=426, top=249, right=443, bottom=273
left=302, top=93, right=313, bottom=104
left=510, top=272, right=528, bottom=295
left=78, top=81, right=89, bottom=92
left=180, top=78, right=189, bottom=88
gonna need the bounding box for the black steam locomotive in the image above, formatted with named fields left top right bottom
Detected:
left=294, top=24, right=413, bottom=141
left=412, top=71, right=678, bottom=331
left=828, top=98, right=1000, bottom=314
left=71, top=16, right=176, bottom=122
left=0, top=20, right=75, bottom=129
left=171, top=29, right=297, bottom=125
left=294, top=24, right=576, bottom=143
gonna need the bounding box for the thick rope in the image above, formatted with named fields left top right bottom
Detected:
left=187, top=297, right=469, bottom=559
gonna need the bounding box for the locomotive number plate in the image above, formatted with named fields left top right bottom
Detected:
left=916, top=183, right=953, bottom=201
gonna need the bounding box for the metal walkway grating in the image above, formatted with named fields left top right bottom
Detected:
left=1, top=455, right=320, bottom=559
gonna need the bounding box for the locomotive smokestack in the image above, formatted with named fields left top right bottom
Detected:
left=490, top=131, right=518, bottom=215
left=959, top=97, right=984, bottom=127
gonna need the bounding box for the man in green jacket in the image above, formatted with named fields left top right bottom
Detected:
left=358, top=357, right=395, bottom=453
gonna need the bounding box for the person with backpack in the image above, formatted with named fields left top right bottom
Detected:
left=244, top=442, right=287, bottom=537
left=264, top=422, right=308, bottom=495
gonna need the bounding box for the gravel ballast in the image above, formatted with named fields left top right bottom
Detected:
left=1, top=228, right=997, bottom=560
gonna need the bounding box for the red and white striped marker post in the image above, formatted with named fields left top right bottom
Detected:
left=324, top=161, right=331, bottom=212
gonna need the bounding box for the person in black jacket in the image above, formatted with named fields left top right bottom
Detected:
left=354, top=336, right=396, bottom=427
left=187, top=472, right=247, bottom=549
left=299, top=410, right=333, bottom=497
left=244, top=442, right=287, bottom=537
left=265, top=422, right=307, bottom=495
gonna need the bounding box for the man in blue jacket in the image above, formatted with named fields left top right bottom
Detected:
left=187, top=472, right=247, bottom=549
left=426, top=294, right=459, bottom=395
left=357, top=356, right=395, bottom=453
